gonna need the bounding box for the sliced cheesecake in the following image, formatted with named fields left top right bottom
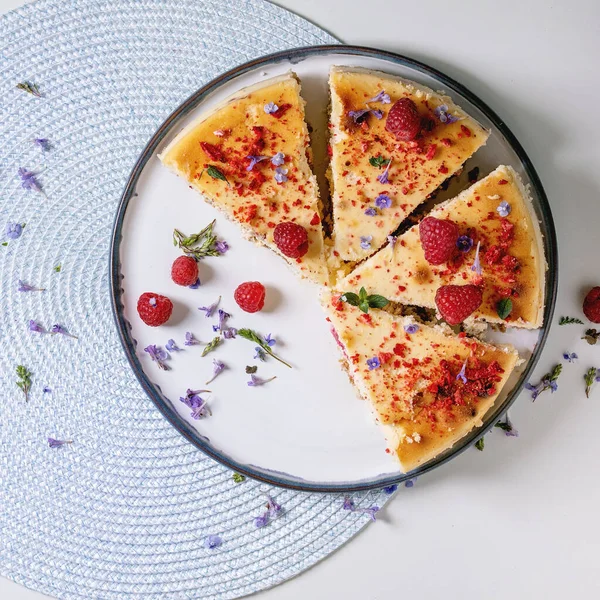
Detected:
left=159, top=73, right=330, bottom=285
left=322, top=292, right=519, bottom=472
left=338, top=165, right=545, bottom=328
left=328, top=66, right=489, bottom=262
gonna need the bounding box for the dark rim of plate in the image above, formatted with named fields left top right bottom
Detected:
left=109, top=45, right=558, bottom=493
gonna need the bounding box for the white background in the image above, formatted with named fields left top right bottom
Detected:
left=1, top=0, right=599, bottom=598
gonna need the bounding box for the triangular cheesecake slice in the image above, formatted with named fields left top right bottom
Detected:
left=322, top=292, right=518, bottom=472
left=159, top=73, right=330, bottom=285
left=338, top=165, right=545, bottom=328
left=328, top=66, right=489, bottom=262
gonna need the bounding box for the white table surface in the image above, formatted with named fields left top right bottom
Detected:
left=2, top=0, right=599, bottom=598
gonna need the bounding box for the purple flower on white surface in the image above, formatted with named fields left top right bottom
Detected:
left=367, top=356, right=381, bottom=370
left=198, top=296, right=220, bottom=317
left=28, top=320, right=45, bottom=333
left=48, top=438, right=72, bottom=448
left=456, top=235, right=474, bottom=253
left=360, top=235, right=372, bottom=250
left=5, top=222, right=23, bottom=239
left=271, top=152, right=285, bottom=166
left=367, top=90, right=391, bottom=104
left=18, top=168, right=43, bottom=194
left=497, top=201, right=511, bottom=218
left=524, top=365, right=561, bottom=401
left=206, top=359, right=225, bottom=384
left=204, top=535, right=222, bottom=549
left=33, top=138, right=51, bottom=152
left=43, top=386, right=52, bottom=394
left=214, top=240, right=229, bottom=254
left=375, top=194, right=392, bottom=209
left=274, top=167, right=288, bottom=184
left=189, top=278, right=202, bottom=289
left=51, top=324, right=78, bottom=339
left=223, top=327, right=237, bottom=339
left=246, top=155, right=268, bottom=171
left=254, top=494, right=283, bottom=528
left=404, top=324, right=419, bottom=335
left=247, top=374, right=276, bottom=387
left=434, top=104, right=460, bottom=124
left=18, top=280, right=45, bottom=292
left=165, top=339, right=181, bottom=352
left=563, top=352, right=578, bottom=363
left=495, top=413, right=519, bottom=438
left=264, top=102, right=279, bottom=114
left=212, top=309, right=231, bottom=334
left=470, top=241, right=482, bottom=276
left=456, top=357, right=468, bottom=384
left=254, top=514, right=269, bottom=528
left=185, top=332, right=200, bottom=346
left=342, top=496, right=380, bottom=522
left=254, top=347, right=266, bottom=362
left=264, top=333, right=276, bottom=347
left=180, top=389, right=211, bottom=420
left=377, top=159, right=392, bottom=185
left=144, top=345, right=169, bottom=370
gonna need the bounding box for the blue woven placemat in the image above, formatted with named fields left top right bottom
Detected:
left=0, top=1, right=393, bottom=598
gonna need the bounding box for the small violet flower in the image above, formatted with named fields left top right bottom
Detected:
left=48, top=438, right=72, bottom=448
left=360, top=235, right=372, bottom=250
left=214, top=240, right=229, bottom=254
left=387, top=235, right=397, bottom=248
left=264, top=102, right=279, bottom=114
left=271, top=152, right=285, bottom=167
left=434, top=104, right=460, bottom=124
left=29, top=320, right=45, bottom=333
left=246, top=155, right=268, bottom=171
left=5, top=222, right=23, bottom=239
left=18, top=280, right=45, bottom=292
left=342, top=496, right=380, bottom=522
left=368, top=90, right=391, bottom=104
left=404, top=324, right=419, bottom=334
left=254, top=514, right=269, bottom=528
left=497, top=201, right=511, bottom=218
left=43, top=386, right=52, bottom=394
left=144, top=345, right=169, bottom=370
left=165, top=339, right=181, bottom=352
left=563, top=352, right=578, bottom=363
left=189, top=278, right=202, bottom=289
left=456, top=235, right=474, bottom=252
left=185, top=332, right=200, bottom=346
left=254, top=347, right=267, bottom=361
left=348, top=108, right=383, bottom=123
left=180, top=389, right=211, bottom=420
left=470, top=241, right=482, bottom=276
left=367, top=356, right=381, bottom=370
left=264, top=333, right=276, bottom=347
left=274, top=167, right=288, bottom=184
left=198, top=296, right=220, bottom=317
left=383, top=484, right=398, bottom=495
left=456, top=357, right=468, bottom=384
left=204, top=535, right=222, bottom=549
left=223, top=327, right=237, bottom=339
left=51, top=324, right=78, bottom=339
left=212, top=309, right=231, bottom=334
left=33, top=138, right=51, bottom=152
left=18, top=168, right=43, bottom=194
left=405, top=477, right=417, bottom=488
left=377, top=159, right=392, bottom=184
left=206, top=359, right=225, bottom=384
left=247, top=374, right=277, bottom=387
left=375, top=194, right=392, bottom=209
left=364, top=207, right=377, bottom=216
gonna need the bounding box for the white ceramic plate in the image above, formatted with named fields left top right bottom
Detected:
left=110, top=46, right=557, bottom=492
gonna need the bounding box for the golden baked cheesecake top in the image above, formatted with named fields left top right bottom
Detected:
left=338, top=165, right=545, bottom=328
left=322, top=291, right=518, bottom=472
left=328, top=66, right=489, bottom=262
left=159, top=73, right=330, bottom=285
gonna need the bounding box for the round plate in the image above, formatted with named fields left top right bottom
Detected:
left=110, top=45, right=557, bottom=492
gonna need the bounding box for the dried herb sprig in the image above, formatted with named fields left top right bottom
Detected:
left=238, top=328, right=292, bottom=368
left=559, top=316, right=584, bottom=325
left=173, top=220, right=221, bottom=260
left=16, top=81, right=42, bottom=97
left=475, top=437, right=485, bottom=451
left=16, top=365, right=32, bottom=401
left=583, top=329, right=600, bottom=345
left=232, top=473, right=246, bottom=483
left=202, top=336, right=221, bottom=357
left=584, top=367, right=600, bottom=398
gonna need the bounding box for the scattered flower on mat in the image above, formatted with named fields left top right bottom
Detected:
left=33, top=138, right=51, bottom=152
left=383, top=484, right=398, bottom=494
left=6, top=222, right=23, bottom=239
left=342, top=497, right=380, bottom=522
left=48, top=438, right=72, bottom=448
left=18, top=280, right=44, bottom=292
left=29, top=320, right=45, bottom=333
left=144, top=345, right=169, bottom=370
left=204, top=535, right=222, bottom=549
left=51, top=324, right=78, bottom=339
left=18, top=168, right=43, bottom=194
left=254, top=494, right=283, bottom=528
left=43, top=386, right=52, bottom=394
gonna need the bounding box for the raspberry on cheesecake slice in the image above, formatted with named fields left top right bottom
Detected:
left=328, top=66, right=489, bottom=262
left=159, top=73, right=330, bottom=285
left=322, top=292, right=518, bottom=472
left=338, top=165, right=545, bottom=328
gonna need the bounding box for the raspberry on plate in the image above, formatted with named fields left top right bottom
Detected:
left=583, top=287, right=600, bottom=323
left=385, top=98, right=422, bottom=141
left=171, top=255, right=199, bottom=286
left=234, top=282, right=266, bottom=313
left=137, top=293, right=173, bottom=327
left=273, top=222, right=309, bottom=258
left=435, top=284, right=483, bottom=325
left=419, top=217, right=459, bottom=265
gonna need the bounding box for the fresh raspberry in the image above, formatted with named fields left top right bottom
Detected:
left=234, top=281, right=266, bottom=313
left=435, top=284, right=483, bottom=325
left=273, top=222, right=309, bottom=258
left=385, top=98, right=422, bottom=141
left=583, top=287, right=600, bottom=323
left=171, top=256, right=198, bottom=286
left=137, top=293, right=173, bottom=327
left=419, top=217, right=459, bottom=265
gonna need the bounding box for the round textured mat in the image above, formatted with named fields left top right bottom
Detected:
left=0, top=1, right=391, bottom=598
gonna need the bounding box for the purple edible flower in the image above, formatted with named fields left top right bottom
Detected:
left=247, top=374, right=276, bottom=387
left=180, top=389, right=211, bottom=419
left=185, top=332, right=200, bottom=346
left=434, top=104, right=460, bottom=124
left=149, top=297, right=157, bottom=307
left=271, top=152, right=285, bottom=166
left=18, top=168, right=43, bottom=194
left=254, top=347, right=266, bottom=361
left=5, top=222, right=23, bottom=239
left=264, top=102, right=279, bottom=114
left=264, top=333, right=276, bottom=347
left=274, top=167, right=288, bottom=184
left=405, top=477, right=417, bottom=488
left=212, top=309, right=231, bottom=334
left=383, top=484, right=398, bottom=494
left=48, top=438, right=72, bottom=448
left=33, top=138, right=51, bottom=152
left=223, top=327, right=237, bottom=339
left=214, top=240, right=229, bottom=254
left=375, top=194, right=392, bottom=209
left=198, top=296, right=220, bottom=317
left=404, top=324, right=419, bottom=334
left=364, top=207, right=377, bottom=216
left=470, top=241, right=482, bottom=276
left=348, top=108, right=382, bottom=123
left=18, top=280, right=45, bottom=292
left=165, top=339, right=181, bottom=352
left=51, top=324, right=78, bottom=339
left=206, top=359, right=225, bottom=384
left=367, top=356, right=381, bottom=370
left=29, top=320, right=45, bottom=333
left=456, top=357, right=468, bottom=384
left=204, top=535, right=222, bottom=549
left=497, top=200, right=511, bottom=217
left=144, top=345, right=169, bottom=370
left=499, top=414, right=519, bottom=438
left=265, top=494, right=282, bottom=516
left=189, top=278, right=201, bottom=289
left=43, top=386, right=52, bottom=394
left=377, top=160, right=392, bottom=184
left=563, top=352, right=578, bottom=363
left=368, top=90, right=391, bottom=104
left=342, top=496, right=380, bottom=522
left=387, top=235, right=397, bottom=248
left=360, top=235, right=372, bottom=250
left=246, top=155, right=268, bottom=171
left=456, top=235, right=474, bottom=252
left=254, top=514, right=269, bottom=528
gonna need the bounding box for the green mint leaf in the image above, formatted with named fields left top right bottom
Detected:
left=559, top=316, right=584, bottom=325
left=341, top=292, right=360, bottom=307
left=367, top=294, right=389, bottom=309
left=496, top=298, right=513, bottom=320
left=207, top=165, right=228, bottom=183
left=245, top=365, right=258, bottom=374
left=475, top=438, right=485, bottom=451
left=232, top=473, right=246, bottom=483
left=237, top=328, right=292, bottom=368
left=369, top=155, right=390, bottom=168
left=359, top=301, right=370, bottom=314
left=202, top=336, right=221, bottom=357
left=359, top=287, right=368, bottom=302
